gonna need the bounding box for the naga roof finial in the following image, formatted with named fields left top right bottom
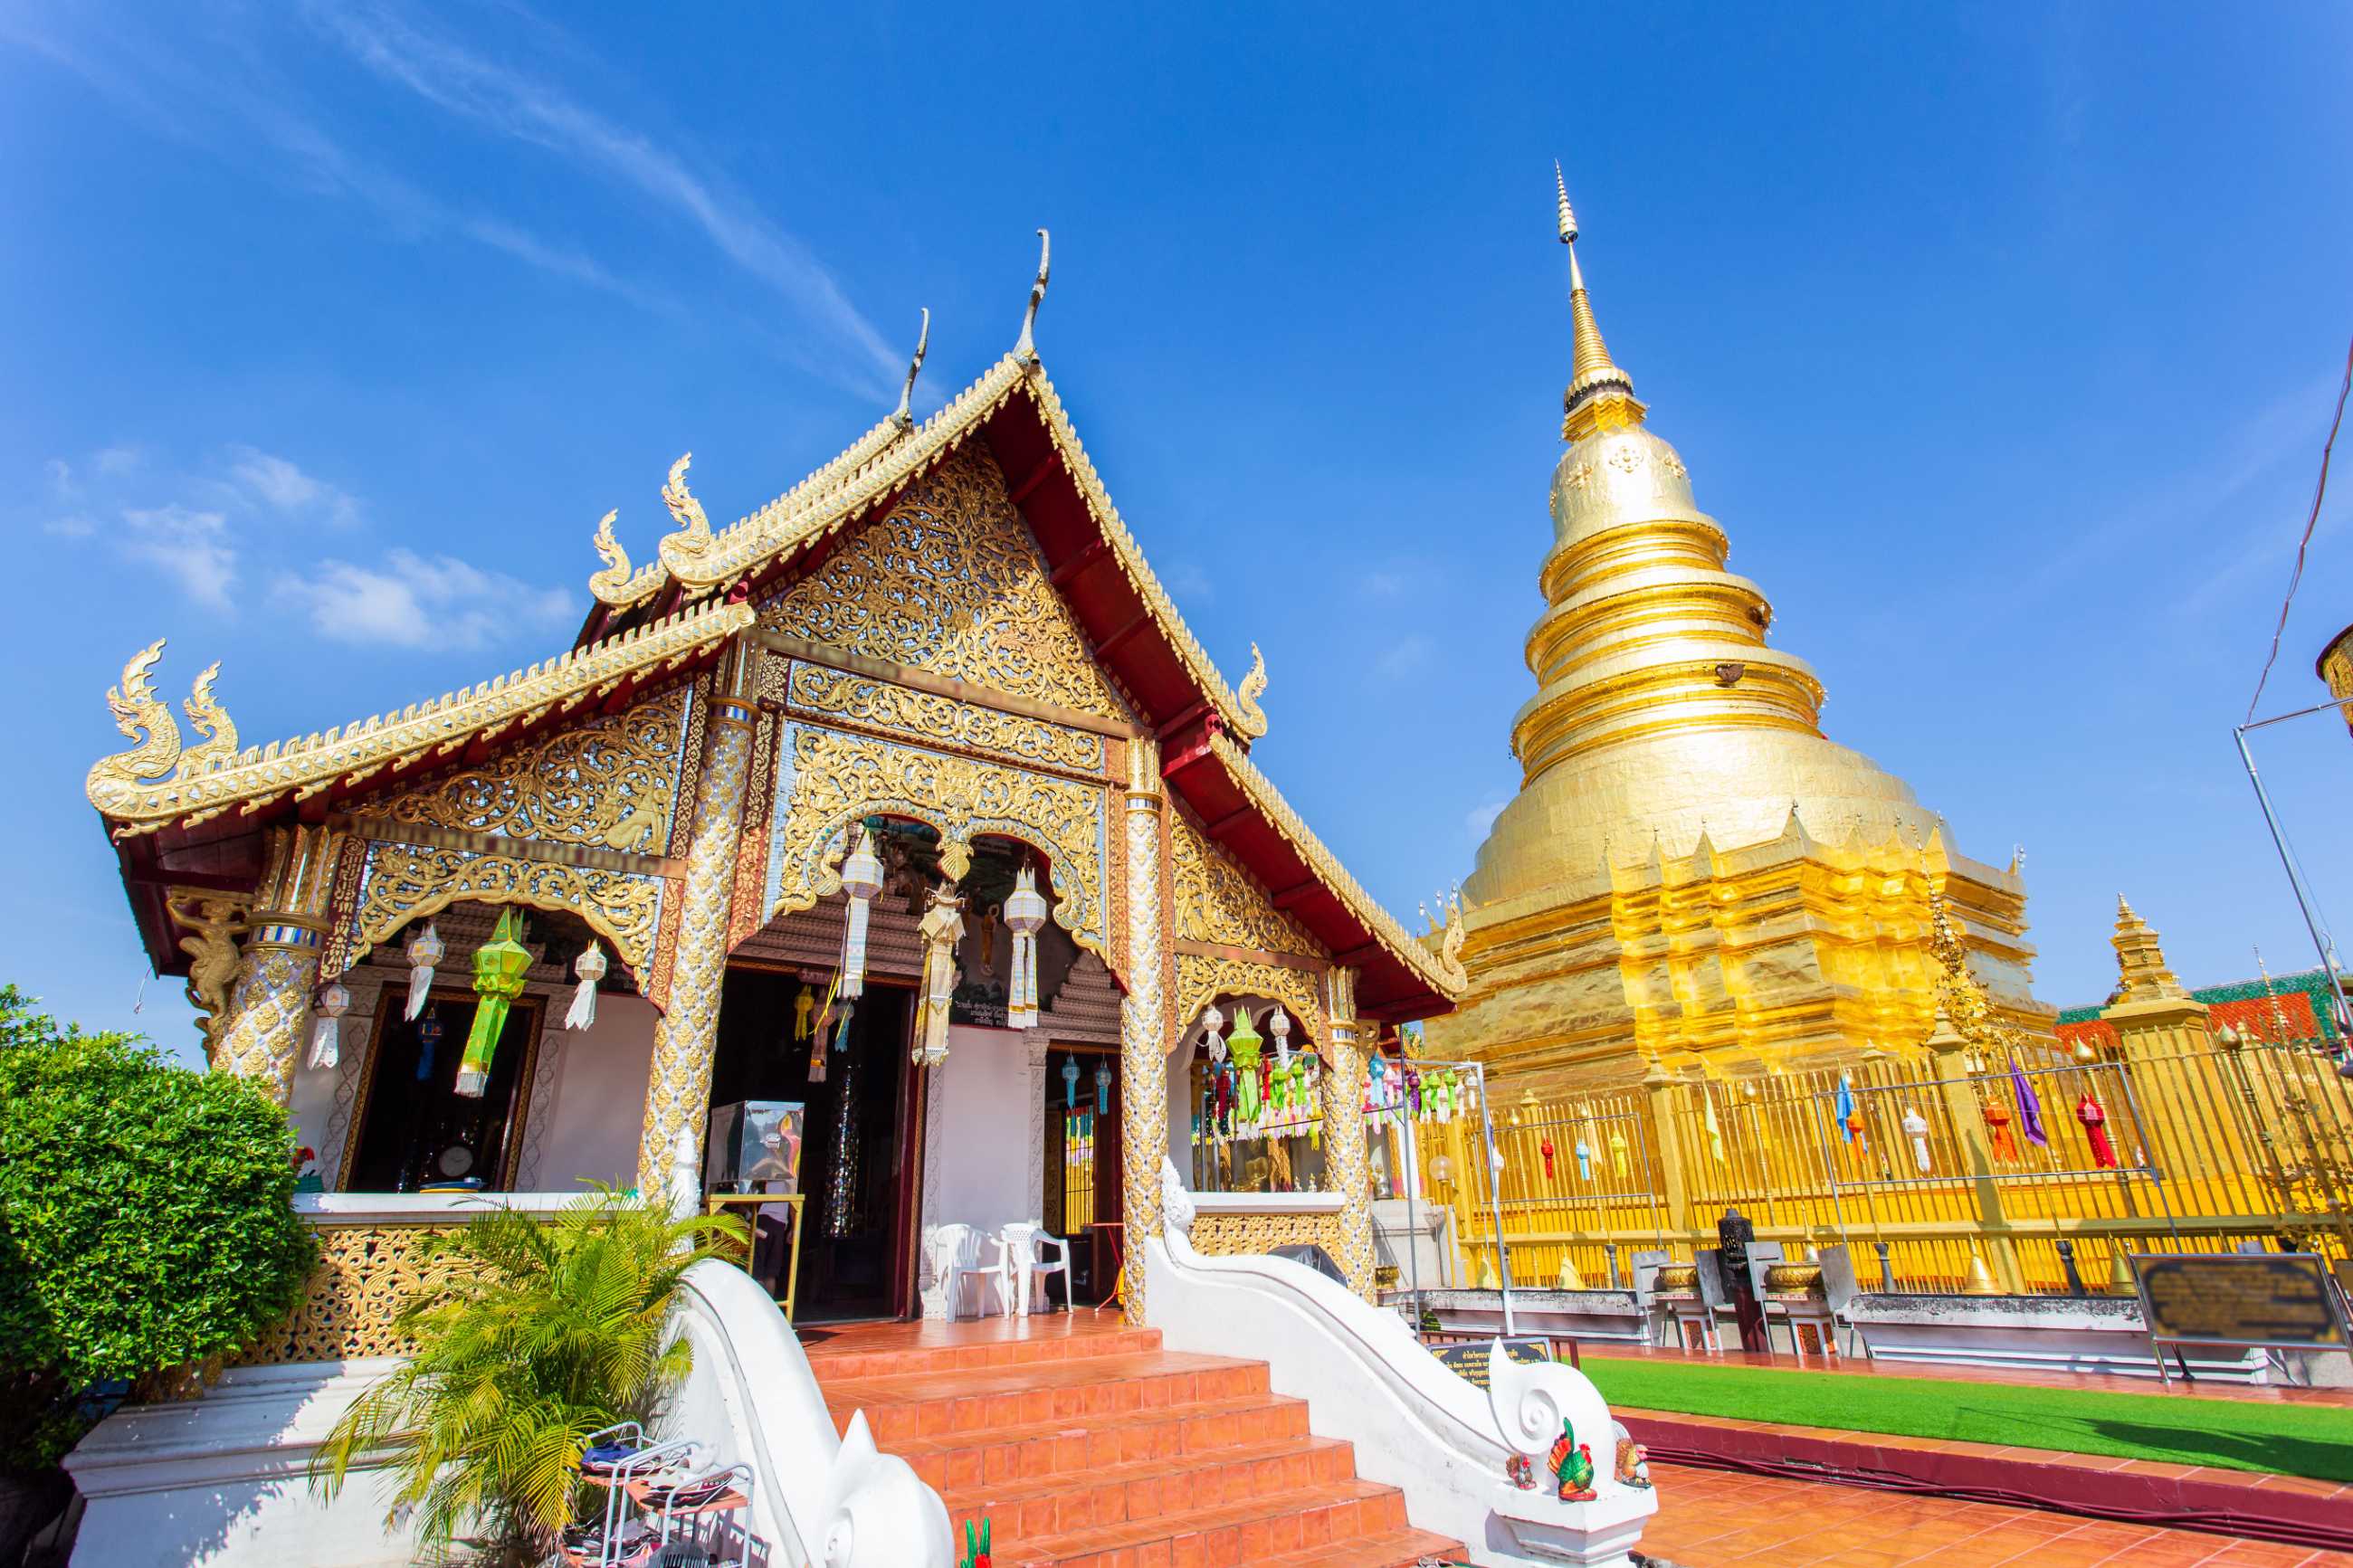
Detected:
left=588, top=508, right=636, bottom=604
left=1015, top=228, right=1051, bottom=364
left=1234, top=641, right=1271, bottom=739
left=891, top=307, right=932, bottom=429
left=661, top=452, right=712, bottom=554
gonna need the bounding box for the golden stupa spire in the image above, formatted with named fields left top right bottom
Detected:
left=1554, top=162, right=1643, bottom=440
left=2110, top=895, right=2188, bottom=1003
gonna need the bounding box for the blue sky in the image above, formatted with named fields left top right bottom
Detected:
left=5, top=3, right=2350, bottom=1059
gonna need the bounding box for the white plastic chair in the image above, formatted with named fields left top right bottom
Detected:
left=1001, top=1221, right=1072, bottom=1316
left=931, top=1222, right=1015, bottom=1319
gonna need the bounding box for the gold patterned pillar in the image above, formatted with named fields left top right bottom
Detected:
left=1118, top=736, right=1170, bottom=1326
left=1319, top=965, right=1377, bottom=1299
left=208, top=825, right=343, bottom=1106
left=636, top=651, right=758, bottom=1193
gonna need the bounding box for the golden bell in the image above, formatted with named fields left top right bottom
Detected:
left=2109, top=1250, right=2139, bottom=1296
left=1961, top=1252, right=2000, bottom=1296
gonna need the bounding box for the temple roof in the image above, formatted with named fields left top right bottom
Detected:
left=88, top=327, right=1451, bottom=1022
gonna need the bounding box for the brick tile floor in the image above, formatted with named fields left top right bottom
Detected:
left=1640, top=1464, right=2353, bottom=1567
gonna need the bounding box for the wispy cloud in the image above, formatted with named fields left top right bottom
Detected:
left=229, top=447, right=360, bottom=527
left=121, top=505, right=236, bottom=609
left=1163, top=562, right=1215, bottom=604
left=275, top=549, right=578, bottom=650
left=304, top=0, right=899, bottom=393
left=0, top=8, right=676, bottom=318
left=1372, top=633, right=1434, bottom=679
left=1465, top=798, right=1509, bottom=840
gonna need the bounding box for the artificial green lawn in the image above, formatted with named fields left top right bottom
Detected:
left=1580, top=1357, right=2353, bottom=1483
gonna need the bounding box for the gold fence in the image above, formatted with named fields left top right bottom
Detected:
left=1407, top=1034, right=2353, bottom=1296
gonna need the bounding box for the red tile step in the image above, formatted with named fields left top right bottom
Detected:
left=805, top=1321, right=1463, bottom=1568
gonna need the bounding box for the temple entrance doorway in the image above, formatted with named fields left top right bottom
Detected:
left=709, top=966, right=919, bottom=1324
left=1043, top=1043, right=1122, bottom=1307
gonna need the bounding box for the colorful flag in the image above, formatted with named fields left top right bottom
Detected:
left=1834, top=1073, right=1857, bottom=1144
left=1702, top=1093, right=1725, bottom=1163
left=2009, top=1057, right=2049, bottom=1148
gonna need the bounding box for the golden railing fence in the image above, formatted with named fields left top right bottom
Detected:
left=1402, top=1030, right=2353, bottom=1297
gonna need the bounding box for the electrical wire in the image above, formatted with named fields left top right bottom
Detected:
left=2248, top=332, right=2353, bottom=722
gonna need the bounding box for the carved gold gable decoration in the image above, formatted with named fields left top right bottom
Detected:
left=758, top=447, right=1131, bottom=724
left=765, top=723, right=1112, bottom=970
left=341, top=841, right=665, bottom=983
left=1174, top=953, right=1327, bottom=1052
left=1170, top=812, right=1327, bottom=958
left=359, top=688, right=691, bottom=857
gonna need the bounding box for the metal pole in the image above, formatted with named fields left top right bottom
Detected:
left=1475, top=1061, right=1517, bottom=1337
left=2234, top=721, right=2353, bottom=1033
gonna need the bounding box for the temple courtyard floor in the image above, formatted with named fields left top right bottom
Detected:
left=1642, top=1462, right=2353, bottom=1567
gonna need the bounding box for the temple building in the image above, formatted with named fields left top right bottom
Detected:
left=84, top=246, right=1459, bottom=1326
left=1424, top=178, right=2053, bottom=1091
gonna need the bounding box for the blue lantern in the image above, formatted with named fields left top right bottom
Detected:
left=1062, top=1055, right=1081, bottom=1110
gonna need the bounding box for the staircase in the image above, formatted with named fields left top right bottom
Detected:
left=805, top=1316, right=1462, bottom=1568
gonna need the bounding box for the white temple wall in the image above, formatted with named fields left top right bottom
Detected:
left=526, top=993, right=659, bottom=1192
left=926, top=1022, right=1036, bottom=1236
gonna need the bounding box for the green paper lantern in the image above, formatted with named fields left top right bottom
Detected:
left=455, top=908, right=532, bottom=1098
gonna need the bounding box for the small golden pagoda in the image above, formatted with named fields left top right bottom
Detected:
left=1424, top=173, right=2053, bottom=1090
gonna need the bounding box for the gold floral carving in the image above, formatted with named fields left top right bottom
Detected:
left=368, top=689, right=689, bottom=857
left=1174, top=952, right=1326, bottom=1049
left=759, top=447, right=1133, bottom=724
left=767, top=724, right=1110, bottom=961
left=783, top=661, right=1105, bottom=775
left=209, top=943, right=319, bottom=1103
left=86, top=601, right=753, bottom=837
left=1189, top=1210, right=1348, bottom=1263
left=348, top=841, right=663, bottom=975
left=233, top=1223, right=456, bottom=1366
left=1169, top=813, right=1326, bottom=957
left=165, top=889, right=249, bottom=1044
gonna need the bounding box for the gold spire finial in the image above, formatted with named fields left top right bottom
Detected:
left=2111, top=897, right=2187, bottom=1003
left=1552, top=164, right=1642, bottom=441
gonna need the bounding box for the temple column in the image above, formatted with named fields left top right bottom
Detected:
left=207, top=824, right=343, bottom=1107
left=636, top=649, right=758, bottom=1193
left=1319, top=965, right=1377, bottom=1299
left=1926, top=1005, right=2026, bottom=1292
left=1117, top=737, right=1170, bottom=1326
left=1640, top=1060, right=1695, bottom=1239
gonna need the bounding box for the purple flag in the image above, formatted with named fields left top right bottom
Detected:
left=2008, top=1058, right=2050, bottom=1148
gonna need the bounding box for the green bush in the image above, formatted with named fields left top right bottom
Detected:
left=314, top=1190, right=743, bottom=1567
left=0, top=984, right=316, bottom=1468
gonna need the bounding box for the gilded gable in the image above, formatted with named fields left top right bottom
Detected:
left=1170, top=811, right=1328, bottom=958
left=353, top=685, right=694, bottom=859
left=758, top=445, right=1132, bottom=723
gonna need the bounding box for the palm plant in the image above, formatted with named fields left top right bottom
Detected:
left=313, top=1188, right=744, bottom=1566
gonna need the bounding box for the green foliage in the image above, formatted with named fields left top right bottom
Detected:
left=313, top=1191, right=744, bottom=1567
left=0, top=984, right=314, bottom=1468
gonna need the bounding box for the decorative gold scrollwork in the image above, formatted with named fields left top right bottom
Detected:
left=783, top=661, right=1104, bottom=774
left=758, top=448, right=1132, bottom=723
left=347, top=841, right=662, bottom=974
left=1169, top=813, right=1326, bottom=957
left=1174, top=952, right=1326, bottom=1050
left=767, top=724, right=1110, bottom=965
left=367, top=689, right=689, bottom=856
left=1190, top=1210, right=1348, bottom=1262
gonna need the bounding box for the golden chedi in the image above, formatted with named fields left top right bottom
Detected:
left=1424, top=172, right=2051, bottom=1091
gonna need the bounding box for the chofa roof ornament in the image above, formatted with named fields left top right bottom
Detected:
left=1015, top=228, right=1051, bottom=364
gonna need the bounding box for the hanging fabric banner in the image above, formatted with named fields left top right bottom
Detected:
left=1004, top=865, right=1046, bottom=1031
left=403, top=922, right=444, bottom=1022
left=566, top=942, right=606, bottom=1031
left=910, top=886, right=964, bottom=1067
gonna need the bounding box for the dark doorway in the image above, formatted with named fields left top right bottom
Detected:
left=1043, top=1044, right=1123, bottom=1307
left=347, top=988, right=545, bottom=1193
left=710, top=967, right=917, bottom=1323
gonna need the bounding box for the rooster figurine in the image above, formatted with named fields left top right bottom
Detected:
left=1546, top=1419, right=1597, bottom=1502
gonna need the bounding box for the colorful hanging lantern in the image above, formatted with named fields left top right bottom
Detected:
left=1204, top=1003, right=1227, bottom=1064
left=2077, top=1090, right=2117, bottom=1169
left=1004, top=864, right=1048, bottom=1031
left=1094, top=1059, right=1113, bottom=1115
left=910, top=885, right=963, bottom=1067
left=1900, top=1106, right=1931, bottom=1174
left=566, top=942, right=606, bottom=1031
left=1062, top=1054, right=1080, bottom=1110
left=1269, top=1004, right=1291, bottom=1069
left=454, top=908, right=532, bottom=1098
left=403, top=921, right=444, bottom=1022
left=307, top=978, right=350, bottom=1069
left=1226, top=1007, right=1264, bottom=1126
left=793, top=984, right=816, bottom=1042
left=414, top=1012, right=443, bottom=1082
left=838, top=824, right=884, bottom=1000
